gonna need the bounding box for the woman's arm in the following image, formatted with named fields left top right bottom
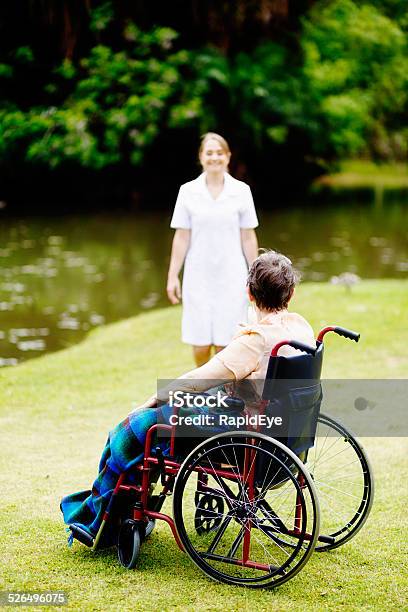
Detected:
left=132, top=357, right=234, bottom=412
left=134, top=331, right=264, bottom=411
left=240, top=229, right=258, bottom=267
left=167, top=228, right=191, bottom=304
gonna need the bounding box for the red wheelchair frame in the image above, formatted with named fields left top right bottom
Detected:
left=75, top=325, right=373, bottom=588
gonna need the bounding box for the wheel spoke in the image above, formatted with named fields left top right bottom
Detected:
left=306, top=415, right=374, bottom=550
left=313, top=479, right=363, bottom=499
left=206, top=513, right=234, bottom=554
left=174, top=435, right=319, bottom=587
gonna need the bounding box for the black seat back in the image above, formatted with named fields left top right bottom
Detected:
left=260, top=343, right=324, bottom=456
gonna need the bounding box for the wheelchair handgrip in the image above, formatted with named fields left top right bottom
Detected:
left=288, top=341, right=317, bottom=356
left=334, top=326, right=360, bottom=342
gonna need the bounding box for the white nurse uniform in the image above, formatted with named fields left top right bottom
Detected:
left=170, top=172, right=259, bottom=346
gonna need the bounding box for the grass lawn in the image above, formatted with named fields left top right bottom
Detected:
left=0, top=280, right=407, bottom=611
left=314, top=160, right=408, bottom=191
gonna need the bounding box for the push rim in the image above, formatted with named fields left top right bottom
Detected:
left=173, top=431, right=320, bottom=588
left=306, top=412, right=374, bottom=551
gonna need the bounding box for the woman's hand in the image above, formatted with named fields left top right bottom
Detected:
left=129, top=394, right=158, bottom=415
left=167, top=276, right=182, bottom=304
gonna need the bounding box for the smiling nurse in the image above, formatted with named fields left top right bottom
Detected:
left=167, top=133, right=259, bottom=366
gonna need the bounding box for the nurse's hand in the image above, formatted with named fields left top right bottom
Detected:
left=167, top=276, right=181, bottom=304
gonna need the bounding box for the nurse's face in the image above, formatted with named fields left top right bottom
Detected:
left=199, top=139, right=230, bottom=174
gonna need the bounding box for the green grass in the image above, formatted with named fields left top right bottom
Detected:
left=314, top=160, right=408, bottom=190
left=1, top=280, right=407, bottom=610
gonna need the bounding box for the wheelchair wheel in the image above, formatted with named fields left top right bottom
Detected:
left=305, top=412, right=374, bottom=551
left=117, top=519, right=141, bottom=569
left=173, top=432, right=320, bottom=589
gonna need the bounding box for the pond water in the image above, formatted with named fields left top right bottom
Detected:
left=0, top=200, right=407, bottom=366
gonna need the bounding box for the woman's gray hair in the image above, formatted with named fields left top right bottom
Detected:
left=247, top=250, right=301, bottom=311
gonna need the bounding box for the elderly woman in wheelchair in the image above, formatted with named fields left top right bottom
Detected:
left=61, top=251, right=373, bottom=589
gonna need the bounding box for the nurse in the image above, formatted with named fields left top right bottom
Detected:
left=167, top=132, right=259, bottom=367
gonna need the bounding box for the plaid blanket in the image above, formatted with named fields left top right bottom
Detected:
left=60, top=404, right=174, bottom=545
left=60, top=401, right=233, bottom=546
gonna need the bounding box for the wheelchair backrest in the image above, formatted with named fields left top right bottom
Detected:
left=260, top=343, right=324, bottom=456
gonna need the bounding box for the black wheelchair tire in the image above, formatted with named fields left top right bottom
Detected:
left=310, top=413, right=374, bottom=551
left=117, top=519, right=141, bottom=569
left=173, top=431, right=320, bottom=589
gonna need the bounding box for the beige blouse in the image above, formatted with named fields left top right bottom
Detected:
left=215, top=311, right=315, bottom=381
left=172, top=310, right=315, bottom=409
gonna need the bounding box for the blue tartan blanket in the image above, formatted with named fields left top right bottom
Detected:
left=60, top=401, right=234, bottom=546
left=60, top=404, right=173, bottom=545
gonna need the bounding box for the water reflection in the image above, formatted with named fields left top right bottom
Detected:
left=0, top=201, right=407, bottom=366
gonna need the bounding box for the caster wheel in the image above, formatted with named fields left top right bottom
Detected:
left=194, top=493, right=224, bottom=535
left=117, top=519, right=141, bottom=569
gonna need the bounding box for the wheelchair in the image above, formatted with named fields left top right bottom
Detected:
left=69, top=326, right=374, bottom=589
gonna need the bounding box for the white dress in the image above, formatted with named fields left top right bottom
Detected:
left=170, top=172, right=259, bottom=346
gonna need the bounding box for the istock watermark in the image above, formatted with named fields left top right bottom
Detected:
left=168, top=389, right=231, bottom=409
left=167, top=411, right=282, bottom=429
left=156, top=378, right=408, bottom=438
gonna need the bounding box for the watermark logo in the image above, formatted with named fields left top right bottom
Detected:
left=168, top=390, right=230, bottom=409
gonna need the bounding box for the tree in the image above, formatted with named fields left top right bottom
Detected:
left=0, top=0, right=406, bottom=208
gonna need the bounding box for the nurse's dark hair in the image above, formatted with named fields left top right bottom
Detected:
left=199, top=132, right=231, bottom=155
left=247, top=250, right=300, bottom=311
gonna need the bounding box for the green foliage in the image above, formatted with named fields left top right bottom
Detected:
left=14, top=46, right=34, bottom=63
left=301, top=0, right=408, bottom=159
left=0, top=63, right=13, bottom=78
left=89, top=0, right=114, bottom=33
left=229, top=0, right=408, bottom=161
left=0, top=0, right=406, bottom=175
left=232, top=42, right=299, bottom=147
left=55, top=59, right=77, bottom=81
left=0, top=21, right=232, bottom=170
left=0, top=27, right=216, bottom=169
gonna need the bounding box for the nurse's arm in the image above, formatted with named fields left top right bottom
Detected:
left=167, top=229, right=191, bottom=304
left=240, top=229, right=258, bottom=266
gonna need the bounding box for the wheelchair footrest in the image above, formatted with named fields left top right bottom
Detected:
left=318, top=534, right=336, bottom=545
left=69, top=525, right=95, bottom=548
